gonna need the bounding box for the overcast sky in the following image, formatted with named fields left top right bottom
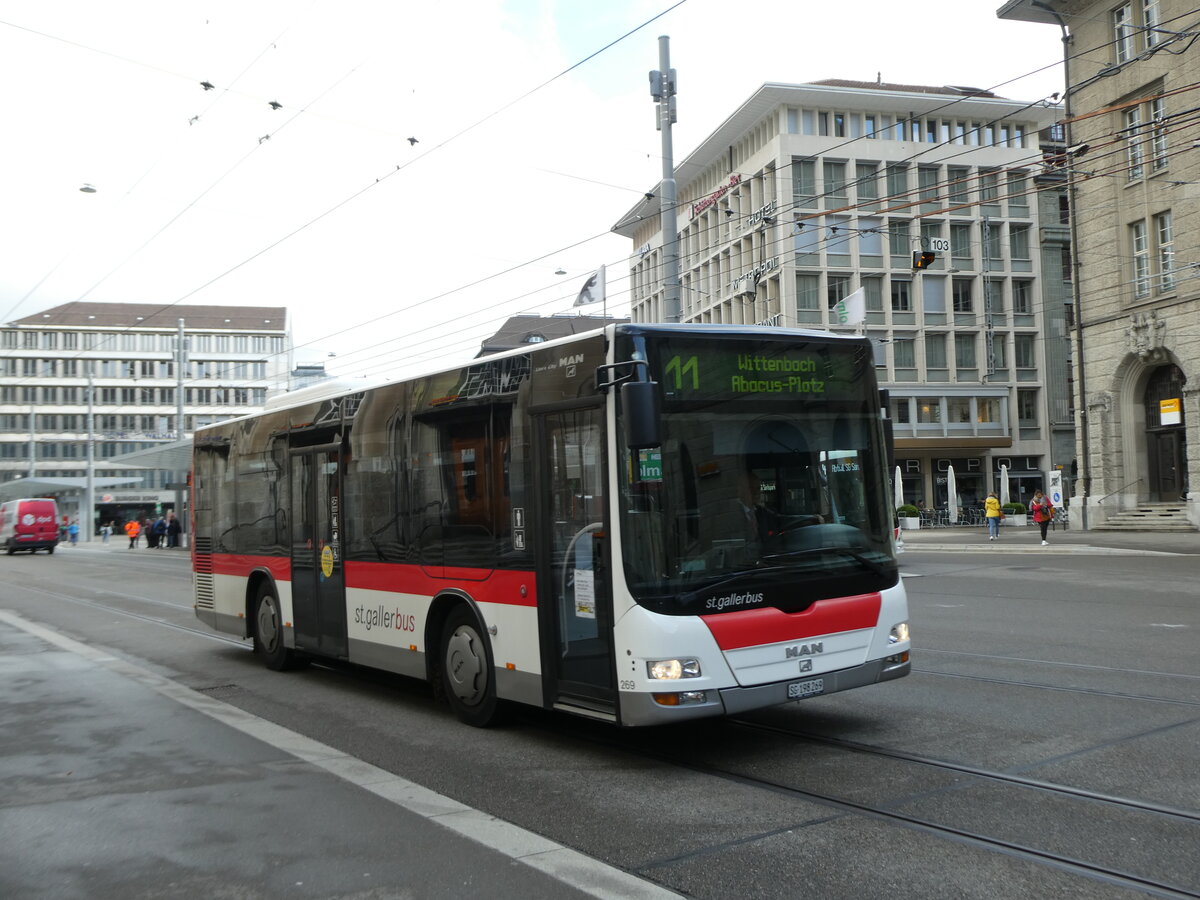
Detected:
left=0, top=1, right=1065, bottom=380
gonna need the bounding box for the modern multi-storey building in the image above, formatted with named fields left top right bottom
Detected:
left=0, top=302, right=290, bottom=530
left=1000, top=0, right=1198, bottom=529
left=614, top=80, right=1068, bottom=512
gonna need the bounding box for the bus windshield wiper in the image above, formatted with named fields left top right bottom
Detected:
left=759, top=546, right=890, bottom=577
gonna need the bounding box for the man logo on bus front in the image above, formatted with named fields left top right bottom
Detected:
left=785, top=642, right=823, bottom=659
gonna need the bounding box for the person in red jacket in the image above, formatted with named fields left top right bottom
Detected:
left=124, top=518, right=141, bottom=549
left=1030, top=490, right=1054, bottom=546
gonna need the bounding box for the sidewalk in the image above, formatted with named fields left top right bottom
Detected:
left=0, top=611, right=677, bottom=900
left=898, top=522, right=1199, bottom=555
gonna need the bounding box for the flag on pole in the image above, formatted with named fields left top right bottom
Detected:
left=574, top=264, right=606, bottom=307
left=833, top=287, right=865, bottom=327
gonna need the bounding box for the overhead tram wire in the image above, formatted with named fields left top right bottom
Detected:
left=0, top=9, right=318, bottom=325
left=27, top=11, right=1193, bottom=390
left=17, top=0, right=691, bottom=381
left=306, top=103, right=1200, bottom=382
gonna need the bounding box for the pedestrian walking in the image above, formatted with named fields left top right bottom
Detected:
left=166, top=512, right=182, bottom=548
left=124, top=519, right=141, bottom=548
left=151, top=516, right=168, bottom=549
left=67, top=519, right=79, bottom=546
left=1030, top=490, right=1054, bottom=546
left=984, top=491, right=1002, bottom=541
left=100, top=522, right=111, bottom=543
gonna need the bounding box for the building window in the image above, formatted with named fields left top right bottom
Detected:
left=1156, top=211, right=1175, bottom=291
left=893, top=339, right=916, bottom=370
left=886, top=164, right=907, bottom=202
left=977, top=398, right=1001, bottom=423
left=856, top=163, right=878, bottom=203
left=1013, top=280, right=1033, bottom=314
left=865, top=114, right=877, bottom=137
left=1010, top=225, right=1031, bottom=262
left=1114, top=2, right=1133, bottom=63
left=891, top=398, right=911, bottom=423
left=953, top=278, right=974, bottom=313
left=925, top=334, right=947, bottom=370
left=916, top=398, right=942, bottom=424
left=979, top=170, right=998, bottom=204
left=891, top=280, right=912, bottom=312
left=796, top=273, right=819, bottom=310
left=824, top=161, right=847, bottom=204
left=1150, top=96, right=1168, bottom=170
left=955, top=334, right=977, bottom=371
left=889, top=220, right=910, bottom=257
left=991, top=334, right=1007, bottom=369
left=918, top=166, right=939, bottom=204
left=1144, top=0, right=1161, bottom=46
left=1015, top=333, right=1036, bottom=369
left=793, top=159, right=817, bottom=208
left=950, top=222, right=972, bottom=261
left=947, top=167, right=969, bottom=206
left=1131, top=220, right=1150, bottom=298
left=1018, top=389, right=1038, bottom=424
left=863, top=275, right=883, bottom=311
left=827, top=275, right=851, bottom=310
left=1125, top=107, right=1143, bottom=179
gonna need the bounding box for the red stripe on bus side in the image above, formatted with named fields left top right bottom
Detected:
left=210, top=554, right=291, bottom=581
left=700, top=593, right=882, bottom=650
left=345, top=561, right=539, bottom=608
left=206, top=555, right=538, bottom=607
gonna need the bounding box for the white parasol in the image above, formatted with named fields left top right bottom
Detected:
left=999, top=464, right=1010, bottom=506
left=894, top=466, right=904, bottom=511
left=946, top=464, right=958, bottom=524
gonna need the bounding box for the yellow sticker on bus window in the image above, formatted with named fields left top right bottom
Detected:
left=321, top=544, right=334, bottom=577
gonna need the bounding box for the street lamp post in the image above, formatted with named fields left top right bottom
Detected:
left=84, top=374, right=95, bottom=542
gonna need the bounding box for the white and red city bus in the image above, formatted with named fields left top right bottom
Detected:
left=192, top=324, right=910, bottom=726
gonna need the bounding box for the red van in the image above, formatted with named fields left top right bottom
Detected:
left=0, top=498, right=60, bottom=554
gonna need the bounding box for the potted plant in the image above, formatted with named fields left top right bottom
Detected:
left=897, top=504, right=921, bottom=530
left=1001, top=501, right=1027, bottom=526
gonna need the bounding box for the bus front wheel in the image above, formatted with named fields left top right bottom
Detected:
left=253, top=582, right=294, bottom=671
left=440, top=606, right=500, bottom=727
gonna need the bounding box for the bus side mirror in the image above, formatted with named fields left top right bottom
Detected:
left=621, top=380, right=661, bottom=449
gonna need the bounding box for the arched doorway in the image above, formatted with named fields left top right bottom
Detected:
left=1143, top=365, right=1187, bottom=501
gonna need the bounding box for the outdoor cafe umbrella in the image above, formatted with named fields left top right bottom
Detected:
left=946, top=464, right=958, bottom=524
left=999, top=464, right=1010, bottom=506
left=894, top=466, right=904, bottom=512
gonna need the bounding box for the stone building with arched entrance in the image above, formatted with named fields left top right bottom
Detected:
left=1000, top=0, right=1199, bottom=530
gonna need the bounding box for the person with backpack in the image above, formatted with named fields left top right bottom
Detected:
left=1030, top=490, right=1055, bottom=546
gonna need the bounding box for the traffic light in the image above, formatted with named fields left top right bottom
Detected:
left=912, top=250, right=936, bottom=270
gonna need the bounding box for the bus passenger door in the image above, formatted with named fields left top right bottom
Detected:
left=290, top=444, right=348, bottom=657
left=535, top=406, right=614, bottom=712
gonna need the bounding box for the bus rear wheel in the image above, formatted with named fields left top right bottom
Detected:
left=440, top=606, right=500, bottom=727
left=253, top=582, right=295, bottom=671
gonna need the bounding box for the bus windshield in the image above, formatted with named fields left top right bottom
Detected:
left=617, top=331, right=898, bottom=616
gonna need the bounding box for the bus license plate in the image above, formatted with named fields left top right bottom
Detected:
left=787, top=678, right=824, bottom=700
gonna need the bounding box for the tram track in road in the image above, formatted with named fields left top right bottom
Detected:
left=0, top=577, right=247, bottom=649
left=587, top=717, right=1200, bottom=900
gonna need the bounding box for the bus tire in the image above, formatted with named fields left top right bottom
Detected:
left=440, top=605, right=500, bottom=727
left=253, top=582, right=294, bottom=671
left=46, top=545, right=54, bottom=555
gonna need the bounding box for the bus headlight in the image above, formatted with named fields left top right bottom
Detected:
left=888, top=622, right=910, bottom=644
left=646, top=657, right=701, bottom=680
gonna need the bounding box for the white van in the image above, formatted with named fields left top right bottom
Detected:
left=0, top=498, right=60, bottom=554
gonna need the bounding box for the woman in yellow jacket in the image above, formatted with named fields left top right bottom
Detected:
left=984, top=491, right=1003, bottom=541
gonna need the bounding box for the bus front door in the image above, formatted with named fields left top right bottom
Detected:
left=290, top=445, right=348, bottom=658
left=535, top=407, right=615, bottom=713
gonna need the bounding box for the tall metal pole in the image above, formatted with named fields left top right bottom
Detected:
left=174, top=319, right=188, bottom=546
left=651, top=35, right=680, bottom=323
left=84, top=374, right=95, bottom=543
left=1032, top=1, right=1089, bottom=530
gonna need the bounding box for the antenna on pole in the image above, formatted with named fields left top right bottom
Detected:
left=650, top=36, right=680, bottom=323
